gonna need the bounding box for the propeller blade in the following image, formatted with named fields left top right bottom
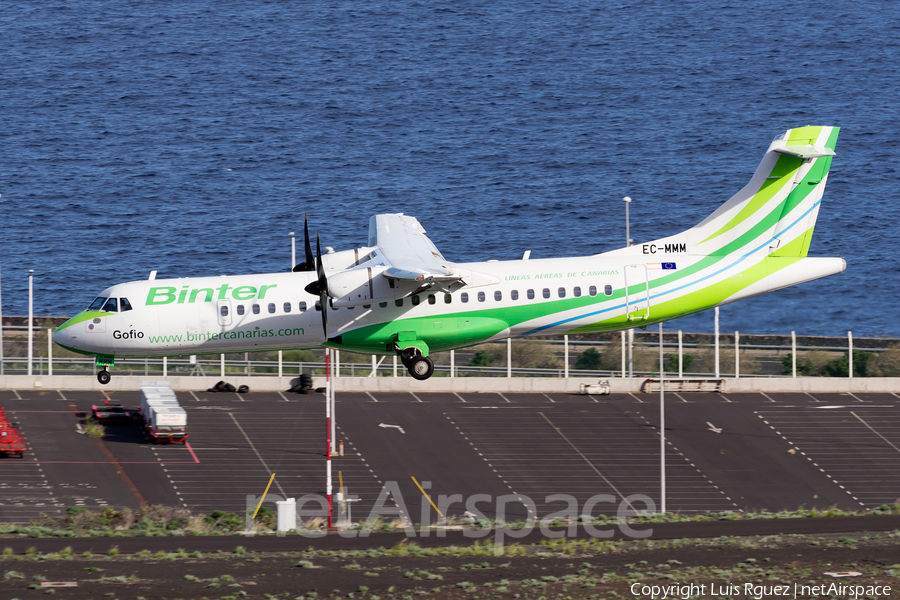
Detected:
left=292, top=214, right=316, bottom=272
left=316, top=233, right=328, bottom=334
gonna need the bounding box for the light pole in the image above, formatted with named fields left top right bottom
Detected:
left=0, top=259, right=4, bottom=376
left=659, top=322, right=666, bottom=514
left=624, top=196, right=634, bottom=378
left=27, top=270, right=34, bottom=376
left=289, top=232, right=296, bottom=271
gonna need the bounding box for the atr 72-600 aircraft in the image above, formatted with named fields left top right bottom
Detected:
left=54, top=126, right=845, bottom=385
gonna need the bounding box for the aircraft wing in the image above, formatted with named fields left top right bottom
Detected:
left=369, top=214, right=464, bottom=289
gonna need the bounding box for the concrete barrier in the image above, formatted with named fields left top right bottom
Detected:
left=1, top=375, right=899, bottom=394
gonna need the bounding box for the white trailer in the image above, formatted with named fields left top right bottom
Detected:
left=139, top=381, right=187, bottom=443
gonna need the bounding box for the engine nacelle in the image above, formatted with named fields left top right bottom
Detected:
left=321, top=247, right=377, bottom=271
left=327, top=266, right=406, bottom=308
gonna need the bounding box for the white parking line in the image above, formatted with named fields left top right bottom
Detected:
left=189, top=391, right=201, bottom=402
left=497, top=393, right=511, bottom=404
left=410, top=392, right=423, bottom=403
left=56, top=390, right=67, bottom=401
left=543, top=394, right=556, bottom=404
left=538, top=412, right=632, bottom=509
left=366, top=392, right=379, bottom=403
left=12, top=390, right=22, bottom=400
left=674, top=392, right=688, bottom=403
left=228, top=412, right=286, bottom=496
left=851, top=412, right=900, bottom=455
left=277, top=391, right=291, bottom=402
left=454, top=392, right=467, bottom=403
left=759, top=391, right=776, bottom=403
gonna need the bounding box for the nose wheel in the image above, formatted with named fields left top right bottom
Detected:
left=97, top=369, right=111, bottom=385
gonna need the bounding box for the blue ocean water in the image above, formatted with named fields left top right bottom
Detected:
left=3, top=1, right=899, bottom=336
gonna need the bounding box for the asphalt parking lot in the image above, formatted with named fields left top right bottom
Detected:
left=1, top=388, right=899, bottom=523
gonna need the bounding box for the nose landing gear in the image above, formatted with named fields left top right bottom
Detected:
left=95, top=356, right=115, bottom=385
left=398, top=346, right=434, bottom=380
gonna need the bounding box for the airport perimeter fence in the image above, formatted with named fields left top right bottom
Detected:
left=1, top=322, right=898, bottom=379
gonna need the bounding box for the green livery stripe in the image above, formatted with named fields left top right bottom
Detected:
left=701, top=153, right=802, bottom=245
left=824, top=127, right=840, bottom=150
left=568, top=234, right=809, bottom=334
left=786, top=126, right=824, bottom=146
left=55, top=311, right=113, bottom=332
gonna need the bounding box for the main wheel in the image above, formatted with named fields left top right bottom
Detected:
left=408, top=356, right=434, bottom=380
left=97, top=369, right=111, bottom=385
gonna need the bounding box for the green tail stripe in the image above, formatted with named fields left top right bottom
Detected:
left=701, top=153, right=803, bottom=244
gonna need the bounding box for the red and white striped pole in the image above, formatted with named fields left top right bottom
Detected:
left=326, top=348, right=332, bottom=528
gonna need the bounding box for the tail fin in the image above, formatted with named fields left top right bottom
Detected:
left=687, top=126, right=839, bottom=257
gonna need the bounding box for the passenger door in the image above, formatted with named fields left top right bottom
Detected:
left=624, top=264, right=650, bottom=321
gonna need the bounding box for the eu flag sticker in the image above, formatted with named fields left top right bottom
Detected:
left=662, top=262, right=676, bottom=270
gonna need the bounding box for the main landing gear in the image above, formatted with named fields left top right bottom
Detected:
left=398, top=347, right=434, bottom=381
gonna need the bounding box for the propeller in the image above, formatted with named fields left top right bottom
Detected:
left=304, top=232, right=329, bottom=335
left=292, top=214, right=316, bottom=272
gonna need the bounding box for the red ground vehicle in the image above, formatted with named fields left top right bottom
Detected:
left=91, top=403, right=132, bottom=424
left=0, top=407, right=25, bottom=458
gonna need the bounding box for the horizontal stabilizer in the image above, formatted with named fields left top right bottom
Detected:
left=774, top=145, right=836, bottom=159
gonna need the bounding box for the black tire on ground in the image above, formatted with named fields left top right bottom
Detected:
left=97, top=370, right=111, bottom=385
left=408, top=356, right=434, bottom=380
left=237, top=385, right=249, bottom=394
left=223, top=383, right=237, bottom=393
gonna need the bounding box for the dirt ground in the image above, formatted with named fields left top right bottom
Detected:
left=0, top=531, right=898, bottom=599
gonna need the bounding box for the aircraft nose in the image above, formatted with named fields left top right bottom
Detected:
left=52, top=312, right=82, bottom=348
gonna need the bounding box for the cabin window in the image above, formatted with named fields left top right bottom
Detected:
left=461, top=292, right=469, bottom=303
left=543, top=288, right=550, bottom=299
left=237, top=305, right=245, bottom=315
left=220, top=305, right=229, bottom=317
left=299, top=301, right=307, bottom=312
left=283, top=302, right=292, bottom=313
left=268, top=303, right=276, bottom=314
left=252, top=304, right=260, bottom=315
left=494, top=290, right=502, bottom=301
left=444, top=294, right=452, bottom=304
left=605, top=284, right=613, bottom=296
left=412, top=295, right=420, bottom=306
left=379, top=301, right=388, bottom=308
left=589, top=286, right=597, bottom=297
left=477, top=291, right=486, bottom=302
left=88, top=297, right=108, bottom=310
left=573, top=286, right=581, bottom=298
left=315, top=301, right=322, bottom=311
left=558, top=287, right=566, bottom=298
left=395, top=299, right=404, bottom=307
left=511, top=290, right=519, bottom=300
left=120, top=298, right=133, bottom=311
left=527, top=289, right=535, bottom=300
left=428, top=295, right=436, bottom=305
left=102, top=298, right=118, bottom=313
